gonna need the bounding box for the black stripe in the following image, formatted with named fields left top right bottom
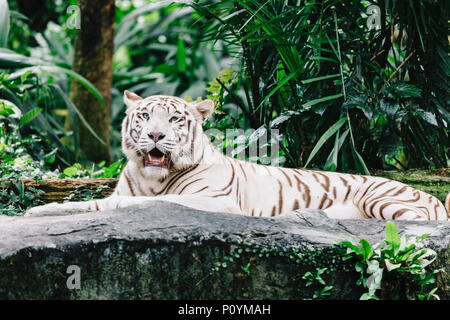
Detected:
left=161, top=163, right=200, bottom=195
left=124, top=170, right=136, bottom=196
left=127, top=169, right=146, bottom=195
left=178, top=178, right=203, bottom=194
left=169, top=164, right=211, bottom=194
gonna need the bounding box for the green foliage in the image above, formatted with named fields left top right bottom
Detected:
left=340, top=221, right=443, bottom=300
left=210, top=224, right=444, bottom=300
left=240, top=262, right=251, bottom=276
left=205, top=68, right=238, bottom=112
left=2, top=0, right=448, bottom=175
left=0, top=0, right=10, bottom=48
left=0, top=104, right=58, bottom=215
left=18, top=107, right=42, bottom=128
left=302, top=267, right=333, bottom=300
left=191, top=0, right=449, bottom=171
left=0, top=99, right=121, bottom=215
left=61, top=160, right=125, bottom=179
left=63, top=184, right=111, bottom=202
left=210, top=243, right=349, bottom=299
left=1, top=1, right=448, bottom=215
left=0, top=1, right=107, bottom=169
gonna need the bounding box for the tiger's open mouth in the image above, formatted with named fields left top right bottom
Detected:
left=143, top=148, right=171, bottom=170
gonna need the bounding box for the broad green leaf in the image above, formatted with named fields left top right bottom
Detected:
left=398, top=235, right=407, bottom=253
left=392, top=83, right=422, bottom=98
left=317, top=267, right=327, bottom=276
left=420, top=233, right=431, bottom=241
left=351, top=144, right=370, bottom=175
left=0, top=103, right=14, bottom=116
left=42, top=66, right=105, bottom=106
left=0, top=0, right=10, bottom=48
left=8, top=9, right=29, bottom=22
left=340, top=240, right=361, bottom=255
left=20, top=69, right=33, bottom=83
left=0, top=49, right=43, bottom=68
left=0, top=99, right=21, bottom=118
left=50, top=84, right=106, bottom=146
left=176, top=37, right=186, bottom=73
left=19, top=107, right=42, bottom=128
left=384, top=259, right=401, bottom=272
left=398, top=243, right=416, bottom=261
left=63, top=166, right=79, bottom=177
left=360, top=239, right=372, bottom=262
left=0, top=55, right=104, bottom=106
left=385, top=221, right=401, bottom=255
left=103, top=160, right=124, bottom=178
left=360, top=293, right=380, bottom=300
left=324, top=127, right=349, bottom=171
left=255, top=71, right=298, bottom=112
left=416, top=110, right=438, bottom=127
left=309, top=56, right=339, bottom=64
left=301, top=73, right=340, bottom=84
left=43, top=148, right=58, bottom=164
left=414, top=248, right=436, bottom=262
left=302, top=93, right=343, bottom=108
left=305, top=117, right=347, bottom=167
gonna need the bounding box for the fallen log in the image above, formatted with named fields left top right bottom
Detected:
left=21, top=178, right=118, bottom=203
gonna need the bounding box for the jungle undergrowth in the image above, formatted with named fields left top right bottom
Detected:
left=340, top=221, right=444, bottom=300
left=210, top=221, right=443, bottom=300
left=0, top=101, right=123, bottom=215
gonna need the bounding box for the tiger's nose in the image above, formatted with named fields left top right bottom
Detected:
left=148, top=131, right=165, bottom=142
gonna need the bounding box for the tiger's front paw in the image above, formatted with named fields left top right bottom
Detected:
left=25, top=202, right=63, bottom=217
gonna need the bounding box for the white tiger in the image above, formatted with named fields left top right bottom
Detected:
left=27, top=91, right=450, bottom=220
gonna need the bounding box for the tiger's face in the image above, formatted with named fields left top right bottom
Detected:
left=121, top=90, right=214, bottom=179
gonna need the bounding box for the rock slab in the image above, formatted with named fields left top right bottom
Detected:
left=0, top=201, right=448, bottom=299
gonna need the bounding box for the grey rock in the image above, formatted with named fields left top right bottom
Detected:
left=0, top=201, right=448, bottom=299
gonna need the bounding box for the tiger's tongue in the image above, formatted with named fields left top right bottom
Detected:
left=145, top=151, right=170, bottom=169
left=148, top=154, right=165, bottom=165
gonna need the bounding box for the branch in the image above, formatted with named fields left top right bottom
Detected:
left=380, top=50, right=416, bottom=93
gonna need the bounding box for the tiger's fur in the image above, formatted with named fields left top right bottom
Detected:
left=27, top=91, right=450, bottom=220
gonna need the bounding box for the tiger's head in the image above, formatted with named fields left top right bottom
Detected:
left=122, top=90, right=214, bottom=179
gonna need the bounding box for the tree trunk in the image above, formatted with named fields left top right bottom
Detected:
left=70, top=0, right=115, bottom=164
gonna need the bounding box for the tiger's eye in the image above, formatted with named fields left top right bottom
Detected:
left=142, top=113, right=150, bottom=120
left=169, top=116, right=178, bottom=122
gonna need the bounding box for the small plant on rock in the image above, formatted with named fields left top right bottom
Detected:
left=302, top=267, right=333, bottom=300
left=340, top=221, right=443, bottom=300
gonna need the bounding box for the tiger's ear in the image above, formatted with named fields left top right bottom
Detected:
left=123, top=90, right=143, bottom=111
left=192, top=99, right=214, bottom=122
